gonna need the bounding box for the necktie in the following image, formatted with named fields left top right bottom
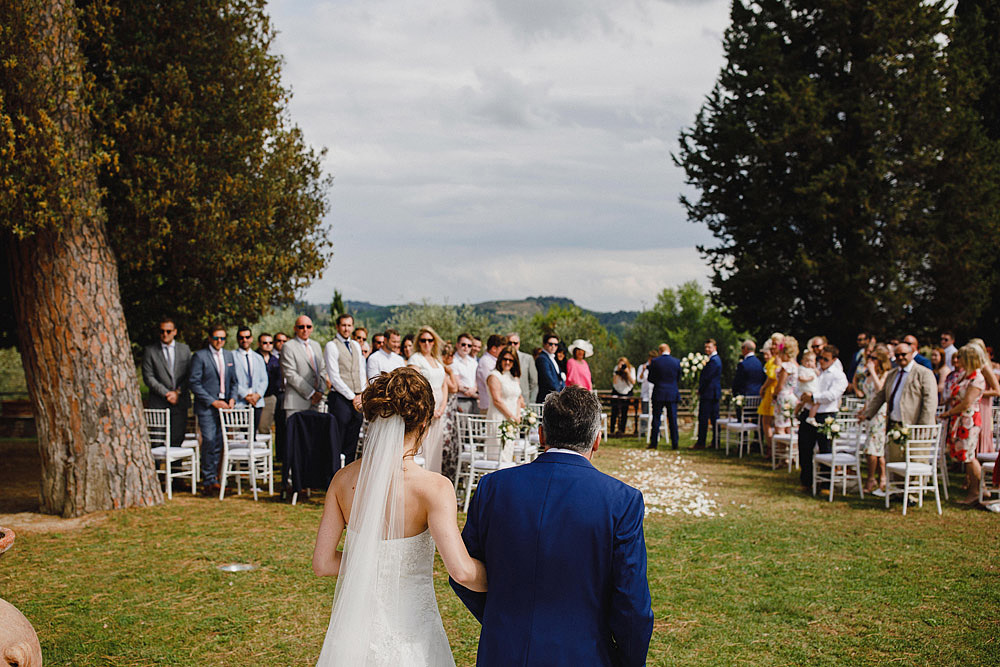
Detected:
left=245, top=352, right=252, bottom=381
left=163, top=345, right=174, bottom=386
left=302, top=339, right=320, bottom=390
left=216, top=351, right=225, bottom=397
left=344, top=339, right=352, bottom=355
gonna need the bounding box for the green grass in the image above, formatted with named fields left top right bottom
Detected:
left=1, top=434, right=998, bottom=666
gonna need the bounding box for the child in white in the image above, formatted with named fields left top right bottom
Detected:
left=795, top=351, right=821, bottom=426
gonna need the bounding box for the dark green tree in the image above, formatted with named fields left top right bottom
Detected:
left=675, top=0, right=1000, bottom=347
left=80, top=0, right=332, bottom=348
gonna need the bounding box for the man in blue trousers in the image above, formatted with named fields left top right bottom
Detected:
left=695, top=338, right=722, bottom=449
left=188, top=325, right=238, bottom=495
left=646, top=343, right=681, bottom=450
left=451, top=387, right=653, bottom=667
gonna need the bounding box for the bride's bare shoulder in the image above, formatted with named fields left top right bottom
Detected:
left=409, top=467, right=456, bottom=502
left=331, top=460, right=362, bottom=492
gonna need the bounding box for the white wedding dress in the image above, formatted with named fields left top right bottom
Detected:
left=316, top=416, right=456, bottom=667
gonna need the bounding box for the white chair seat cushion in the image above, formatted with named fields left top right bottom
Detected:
left=151, top=446, right=196, bottom=460
left=725, top=423, right=758, bottom=432
left=471, top=460, right=518, bottom=471
left=982, top=461, right=995, bottom=474
left=717, top=417, right=736, bottom=425
left=180, top=439, right=199, bottom=449
left=228, top=440, right=252, bottom=449
left=815, top=452, right=859, bottom=466
left=977, top=452, right=999, bottom=463
left=772, top=434, right=795, bottom=444
left=886, top=461, right=934, bottom=476
left=255, top=434, right=272, bottom=443
left=227, top=448, right=270, bottom=460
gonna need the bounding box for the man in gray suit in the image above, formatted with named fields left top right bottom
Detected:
left=862, top=341, right=938, bottom=463
left=141, top=318, right=191, bottom=446
left=507, top=332, right=538, bottom=404
left=281, top=315, right=327, bottom=417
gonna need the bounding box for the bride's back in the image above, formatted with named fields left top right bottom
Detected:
left=333, top=460, right=441, bottom=539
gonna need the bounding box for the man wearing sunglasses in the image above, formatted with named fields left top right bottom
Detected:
left=141, top=318, right=192, bottom=447
left=281, top=315, right=327, bottom=417
left=189, top=324, right=238, bottom=495
left=453, top=333, right=480, bottom=413
left=234, top=326, right=269, bottom=431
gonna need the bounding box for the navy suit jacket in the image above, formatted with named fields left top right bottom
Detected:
left=188, top=348, right=238, bottom=408
left=732, top=354, right=766, bottom=396
left=451, top=452, right=653, bottom=667
left=699, top=354, right=722, bottom=400
left=647, top=353, right=680, bottom=402
left=535, top=353, right=565, bottom=402
left=913, top=353, right=932, bottom=371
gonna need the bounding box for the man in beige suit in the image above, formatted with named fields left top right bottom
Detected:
left=862, top=342, right=938, bottom=463
left=281, top=315, right=327, bottom=417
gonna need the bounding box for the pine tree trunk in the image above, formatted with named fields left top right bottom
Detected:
left=4, top=0, right=163, bottom=516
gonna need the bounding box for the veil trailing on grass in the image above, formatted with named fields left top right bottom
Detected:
left=316, top=415, right=406, bottom=666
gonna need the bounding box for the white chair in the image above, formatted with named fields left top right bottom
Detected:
left=146, top=408, right=196, bottom=499
left=181, top=430, right=200, bottom=486
left=840, top=396, right=865, bottom=414
left=715, top=398, right=736, bottom=447
left=884, top=423, right=943, bottom=515
left=980, top=461, right=998, bottom=504
left=724, top=395, right=761, bottom=457
left=219, top=408, right=273, bottom=501
left=459, top=416, right=516, bottom=512
left=511, top=422, right=540, bottom=464
left=453, top=412, right=475, bottom=493
left=812, top=416, right=864, bottom=502
left=772, top=422, right=799, bottom=472
left=936, top=408, right=950, bottom=500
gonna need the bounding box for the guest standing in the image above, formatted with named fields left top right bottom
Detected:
left=507, top=332, right=538, bottom=405
left=234, top=326, right=268, bottom=431
left=408, top=326, right=450, bottom=474
left=476, top=335, right=506, bottom=412
left=566, top=340, right=594, bottom=391
left=535, top=334, right=565, bottom=403
left=141, top=318, right=191, bottom=446
left=968, top=338, right=999, bottom=455
left=798, top=345, right=848, bottom=490
left=647, top=344, right=681, bottom=450
left=610, top=357, right=635, bottom=435
left=637, top=351, right=655, bottom=416
left=256, top=333, right=281, bottom=437
left=188, top=325, right=238, bottom=495
left=281, top=316, right=327, bottom=418
left=323, top=313, right=366, bottom=464
left=942, top=344, right=987, bottom=504
left=732, top=340, right=766, bottom=401
left=486, top=346, right=525, bottom=463
left=772, top=336, right=800, bottom=437
left=439, top=342, right=460, bottom=481
left=858, top=345, right=891, bottom=494
left=366, top=328, right=405, bottom=379
left=452, top=333, right=480, bottom=413
left=695, top=339, right=722, bottom=450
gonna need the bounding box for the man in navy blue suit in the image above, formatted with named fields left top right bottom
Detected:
left=534, top=333, right=565, bottom=403
left=695, top=338, right=722, bottom=449
left=451, top=387, right=653, bottom=667
left=188, top=325, right=238, bottom=495
left=646, top=343, right=681, bottom=450
left=731, top=339, right=766, bottom=424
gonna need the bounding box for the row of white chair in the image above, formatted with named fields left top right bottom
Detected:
left=146, top=407, right=273, bottom=501
left=453, top=412, right=540, bottom=512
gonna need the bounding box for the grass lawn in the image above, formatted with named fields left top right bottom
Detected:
left=1, top=433, right=997, bottom=666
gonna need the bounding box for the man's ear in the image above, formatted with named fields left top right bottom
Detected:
left=592, top=430, right=601, bottom=454
left=538, top=426, right=546, bottom=448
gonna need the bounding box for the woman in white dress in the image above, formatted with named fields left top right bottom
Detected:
left=487, top=346, right=525, bottom=462
left=313, top=368, right=486, bottom=666
left=407, top=326, right=449, bottom=474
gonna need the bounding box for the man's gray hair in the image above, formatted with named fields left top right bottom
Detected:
left=742, top=339, right=756, bottom=352
left=541, top=387, right=602, bottom=453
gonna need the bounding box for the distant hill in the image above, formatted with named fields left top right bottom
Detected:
left=342, top=296, right=638, bottom=339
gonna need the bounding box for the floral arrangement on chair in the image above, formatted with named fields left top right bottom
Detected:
left=887, top=425, right=910, bottom=448
left=498, top=419, right=519, bottom=445
left=734, top=394, right=745, bottom=408
left=817, top=416, right=841, bottom=439
left=520, top=408, right=539, bottom=428
left=781, top=399, right=796, bottom=421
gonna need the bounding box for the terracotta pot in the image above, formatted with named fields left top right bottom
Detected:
left=0, top=527, right=14, bottom=556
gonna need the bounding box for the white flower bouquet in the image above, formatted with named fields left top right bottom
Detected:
left=817, top=416, right=841, bottom=439
left=734, top=394, right=745, bottom=407
left=681, top=352, right=708, bottom=387
left=498, top=419, right=519, bottom=444
left=781, top=399, right=796, bottom=420
left=887, top=425, right=910, bottom=447
left=520, top=408, right=539, bottom=428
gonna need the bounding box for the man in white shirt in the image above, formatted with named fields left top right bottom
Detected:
left=535, top=334, right=565, bottom=403
left=471, top=337, right=483, bottom=358
left=324, top=313, right=366, bottom=463
left=940, top=330, right=958, bottom=370
left=234, top=326, right=269, bottom=431
left=452, top=332, right=480, bottom=413
left=796, top=344, right=848, bottom=490
left=366, top=327, right=405, bottom=379
left=477, top=334, right=507, bottom=412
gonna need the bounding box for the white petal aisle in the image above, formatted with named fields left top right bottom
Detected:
left=615, top=450, right=723, bottom=518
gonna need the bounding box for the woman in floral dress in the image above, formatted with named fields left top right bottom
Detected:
left=772, top=336, right=799, bottom=434
left=942, top=345, right=986, bottom=504
left=860, top=345, right=891, bottom=494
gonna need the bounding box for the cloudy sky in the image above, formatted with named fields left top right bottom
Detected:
left=269, top=0, right=731, bottom=312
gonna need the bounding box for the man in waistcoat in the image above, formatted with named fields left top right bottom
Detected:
left=324, top=313, right=366, bottom=464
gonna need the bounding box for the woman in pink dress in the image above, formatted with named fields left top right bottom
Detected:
left=942, top=345, right=986, bottom=504
left=969, top=338, right=998, bottom=455
left=565, top=339, right=594, bottom=391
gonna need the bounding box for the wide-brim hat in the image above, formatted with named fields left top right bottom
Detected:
left=568, top=339, right=594, bottom=358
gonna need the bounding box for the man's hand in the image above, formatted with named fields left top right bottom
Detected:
left=245, top=393, right=260, bottom=407
left=801, top=392, right=813, bottom=403
left=311, top=392, right=323, bottom=405
left=352, top=395, right=363, bottom=411
left=165, top=390, right=178, bottom=405
left=227, top=398, right=235, bottom=409
left=211, top=399, right=229, bottom=410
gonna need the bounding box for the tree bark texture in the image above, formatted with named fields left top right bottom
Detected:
left=4, top=0, right=163, bottom=516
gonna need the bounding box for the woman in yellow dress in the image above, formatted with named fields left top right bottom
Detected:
left=757, top=333, right=784, bottom=455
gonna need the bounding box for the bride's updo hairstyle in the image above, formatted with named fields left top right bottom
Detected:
left=362, top=367, right=434, bottom=438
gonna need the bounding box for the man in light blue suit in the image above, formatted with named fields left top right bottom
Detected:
left=188, top=325, right=238, bottom=494
left=695, top=338, right=723, bottom=449
left=647, top=342, right=681, bottom=450
left=451, top=387, right=653, bottom=667
left=233, top=325, right=269, bottom=432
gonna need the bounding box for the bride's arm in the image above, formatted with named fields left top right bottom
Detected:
left=312, top=474, right=347, bottom=576
left=426, top=476, right=487, bottom=592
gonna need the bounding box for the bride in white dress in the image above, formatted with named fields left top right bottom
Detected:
left=406, top=326, right=449, bottom=474
left=312, top=368, right=487, bottom=666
